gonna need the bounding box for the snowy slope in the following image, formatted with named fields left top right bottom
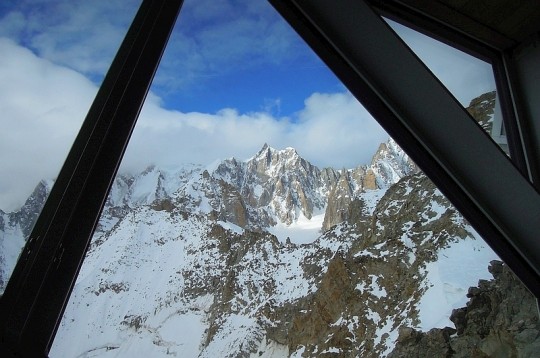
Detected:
left=0, top=141, right=499, bottom=357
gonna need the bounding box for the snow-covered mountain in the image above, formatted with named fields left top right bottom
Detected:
left=43, top=140, right=501, bottom=357
left=3, top=135, right=537, bottom=357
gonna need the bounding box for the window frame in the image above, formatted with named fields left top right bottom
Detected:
left=368, top=0, right=538, bottom=185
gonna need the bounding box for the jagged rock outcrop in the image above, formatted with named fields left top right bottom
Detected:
left=322, top=138, right=419, bottom=231
left=0, top=179, right=53, bottom=292
left=12, top=179, right=52, bottom=238
left=370, top=140, right=419, bottom=188
left=363, top=168, right=378, bottom=190
left=389, top=260, right=540, bottom=357
left=268, top=173, right=478, bottom=357
left=185, top=144, right=337, bottom=229
left=321, top=170, right=359, bottom=231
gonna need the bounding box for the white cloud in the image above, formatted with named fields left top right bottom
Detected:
left=0, top=39, right=388, bottom=212
left=0, top=38, right=97, bottom=210
left=121, top=91, right=388, bottom=173
left=0, top=0, right=140, bottom=78
left=291, top=93, right=389, bottom=168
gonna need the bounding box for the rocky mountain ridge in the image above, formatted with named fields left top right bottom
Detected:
left=94, top=137, right=416, bottom=239
left=1, top=139, right=411, bottom=295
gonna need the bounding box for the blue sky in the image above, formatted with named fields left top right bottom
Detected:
left=154, top=0, right=346, bottom=115
left=0, top=0, right=496, bottom=210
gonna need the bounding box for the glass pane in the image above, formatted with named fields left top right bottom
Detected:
left=386, top=20, right=510, bottom=154
left=12, top=1, right=528, bottom=357
left=0, top=0, right=141, bottom=293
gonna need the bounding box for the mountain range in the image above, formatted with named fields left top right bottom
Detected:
left=1, top=93, right=538, bottom=357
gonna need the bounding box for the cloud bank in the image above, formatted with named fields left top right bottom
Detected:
left=0, top=0, right=140, bottom=80
left=0, top=38, right=96, bottom=211
left=0, top=38, right=388, bottom=211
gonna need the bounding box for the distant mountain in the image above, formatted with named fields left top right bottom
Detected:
left=98, top=137, right=416, bottom=236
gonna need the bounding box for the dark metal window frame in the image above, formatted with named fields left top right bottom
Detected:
left=367, top=0, right=539, bottom=188
left=1, top=0, right=539, bottom=356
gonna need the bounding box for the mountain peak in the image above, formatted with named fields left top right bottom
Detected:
left=254, top=142, right=275, bottom=157
left=249, top=144, right=304, bottom=172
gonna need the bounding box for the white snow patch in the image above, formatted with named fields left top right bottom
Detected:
left=268, top=212, right=324, bottom=244
left=250, top=337, right=289, bottom=358
left=290, top=346, right=306, bottom=358
left=218, top=220, right=244, bottom=235
left=374, top=317, right=398, bottom=356
left=253, top=184, right=264, bottom=197
left=199, top=314, right=261, bottom=358
left=422, top=199, right=447, bottom=223
left=369, top=275, right=387, bottom=299
left=158, top=312, right=207, bottom=356
left=321, top=347, right=341, bottom=353
left=358, top=189, right=387, bottom=215
left=417, top=236, right=499, bottom=330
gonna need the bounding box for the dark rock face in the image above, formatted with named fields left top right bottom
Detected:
left=322, top=169, right=360, bottom=231
left=321, top=139, right=419, bottom=232
left=260, top=173, right=474, bottom=357
left=392, top=326, right=456, bottom=358
left=389, top=260, right=540, bottom=358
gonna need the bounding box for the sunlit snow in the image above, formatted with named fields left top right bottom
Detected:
left=267, top=212, right=324, bottom=244
left=417, top=236, right=499, bottom=330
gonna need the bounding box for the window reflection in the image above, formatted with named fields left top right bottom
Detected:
left=386, top=19, right=509, bottom=155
